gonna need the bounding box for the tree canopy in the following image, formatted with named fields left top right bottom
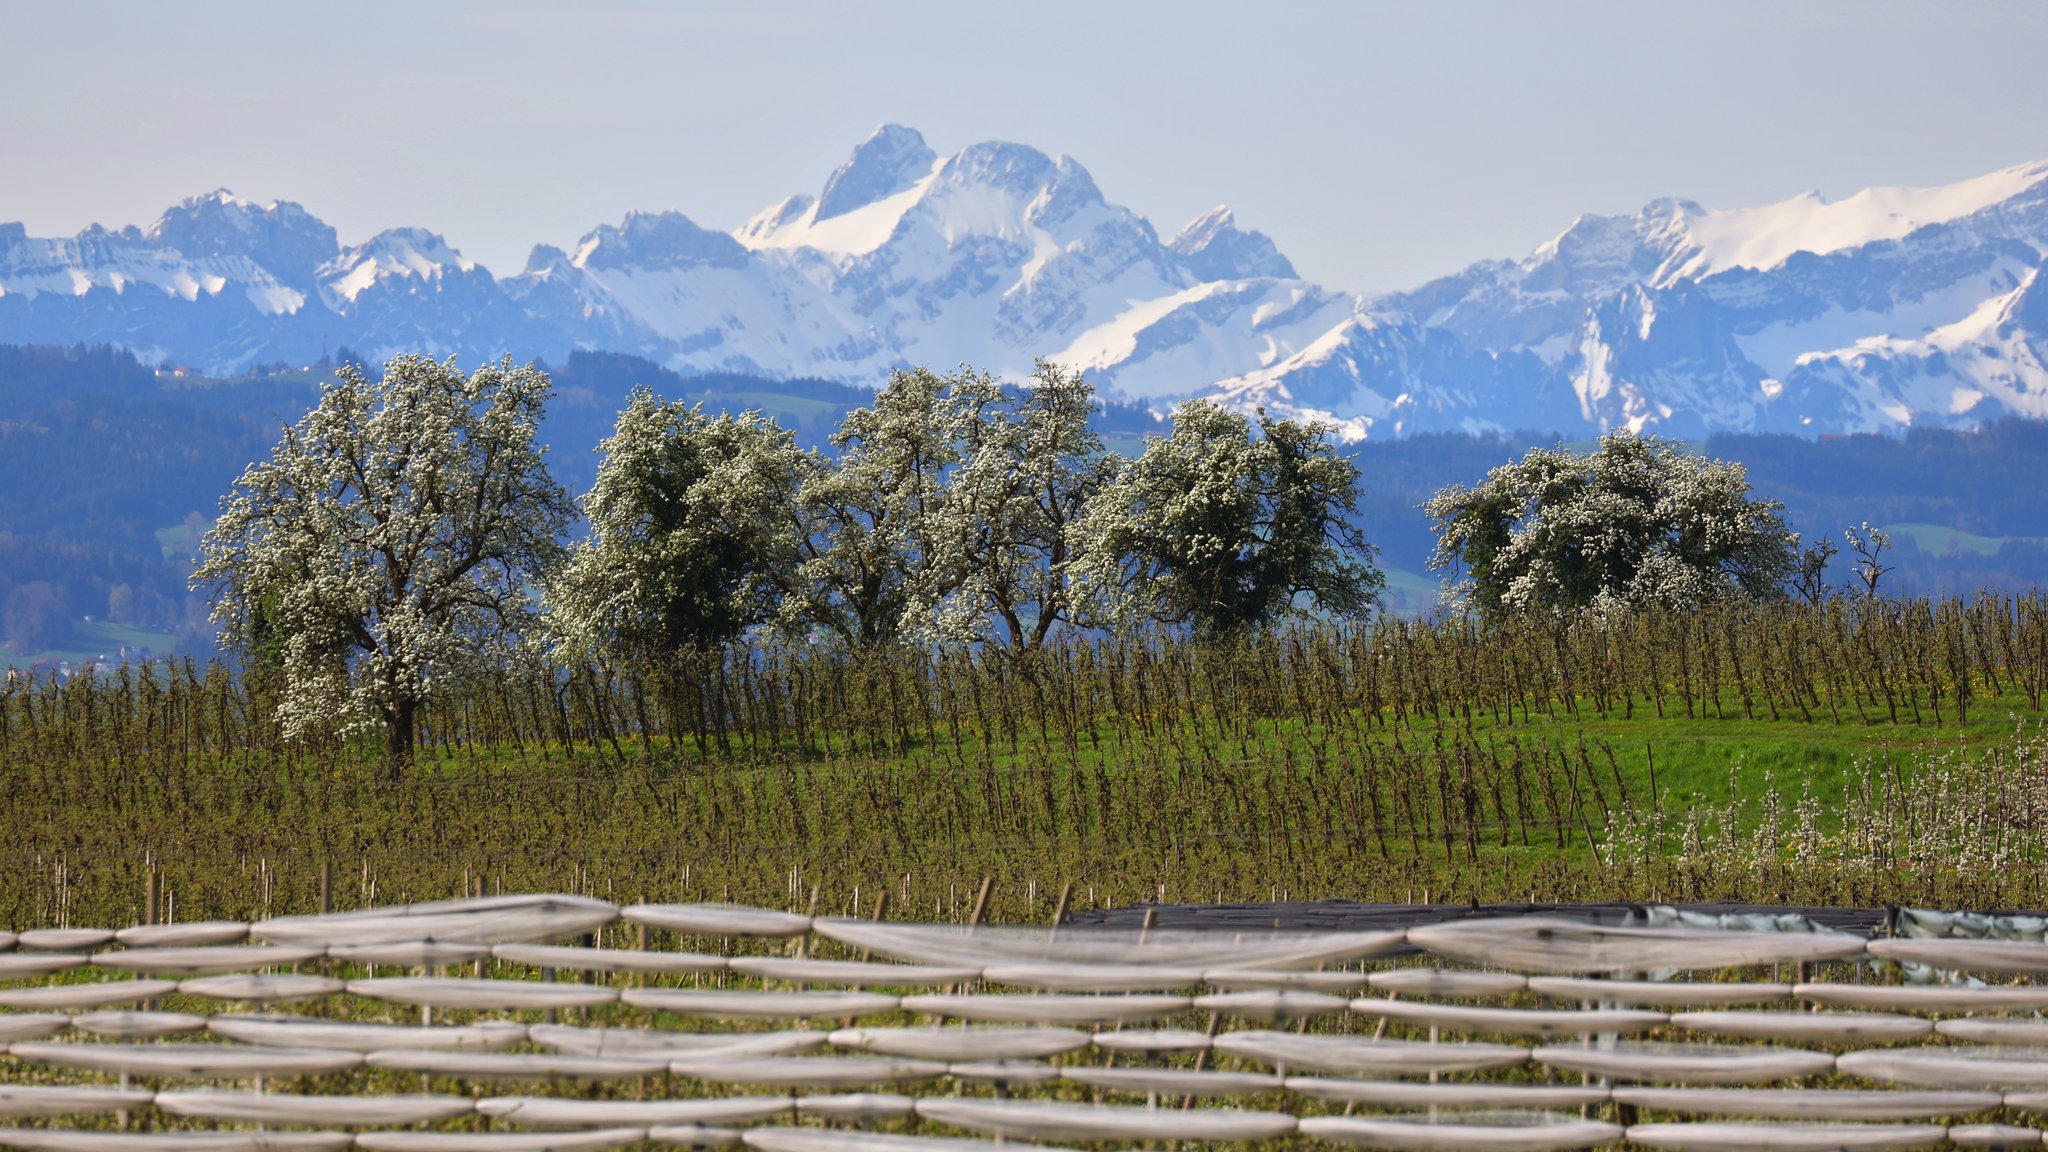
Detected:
left=548, top=388, right=805, bottom=665
left=781, top=365, right=993, bottom=649
left=920, top=360, right=1114, bottom=648
left=1074, top=400, right=1382, bottom=634
left=194, top=355, right=572, bottom=768
left=1424, top=431, right=1796, bottom=619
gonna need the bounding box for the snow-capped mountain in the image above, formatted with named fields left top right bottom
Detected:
left=1379, top=159, right=2048, bottom=436
left=5, top=131, right=2048, bottom=439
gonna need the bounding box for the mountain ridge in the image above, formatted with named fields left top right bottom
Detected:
left=4, top=127, right=2048, bottom=439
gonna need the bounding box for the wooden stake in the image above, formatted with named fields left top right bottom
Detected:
left=967, top=875, right=992, bottom=928
left=1050, top=881, right=1073, bottom=929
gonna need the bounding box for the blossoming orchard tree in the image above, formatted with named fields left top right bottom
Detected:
left=1073, top=400, right=1383, bottom=635
left=782, top=365, right=999, bottom=649
left=194, top=355, right=573, bottom=772
left=1424, top=430, right=1797, bottom=620
left=921, top=360, right=1115, bottom=648
left=548, top=388, right=806, bottom=664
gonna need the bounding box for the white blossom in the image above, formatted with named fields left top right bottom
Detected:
left=1425, top=430, right=1795, bottom=619
left=1071, top=400, right=1382, bottom=634
left=548, top=389, right=806, bottom=664
left=193, top=355, right=572, bottom=767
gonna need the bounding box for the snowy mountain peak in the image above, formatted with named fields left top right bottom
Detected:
left=1168, top=205, right=1298, bottom=281
left=1670, top=159, right=2048, bottom=280
left=938, top=140, right=1064, bottom=202
left=571, top=211, right=748, bottom=272
left=814, top=123, right=936, bottom=223
left=736, top=195, right=814, bottom=245
left=522, top=243, right=571, bottom=276
left=322, top=227, right=476, bottom=304
left=145, top=189, right=337, bottom=284
left=7, top=133, right=2048, bottom=442
left=735, top=134, right=1108, bottom=257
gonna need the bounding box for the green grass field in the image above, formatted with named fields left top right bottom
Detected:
left=5, top=595, right=2046, bottom=930
left=0, top=617, right=179, bottom=669
left=1886, top=521, right=2048, bottom=557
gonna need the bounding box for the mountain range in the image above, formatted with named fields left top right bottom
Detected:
left=5, top=123, right=2048, bottom=440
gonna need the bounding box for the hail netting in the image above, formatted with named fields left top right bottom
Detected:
left=3, top=896, right=2048, bottom=1149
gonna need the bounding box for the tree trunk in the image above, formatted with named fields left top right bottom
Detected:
left=385, top=695, right=417, bottom=779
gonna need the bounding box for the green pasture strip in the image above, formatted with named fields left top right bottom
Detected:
left=8, top=597, right=2048, bottom=927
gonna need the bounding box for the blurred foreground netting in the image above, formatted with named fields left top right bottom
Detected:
left=5, top=895, right=2048, bottom=1149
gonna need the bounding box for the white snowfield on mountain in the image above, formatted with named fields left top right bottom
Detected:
left=3, top=126, right=2048, bottom=438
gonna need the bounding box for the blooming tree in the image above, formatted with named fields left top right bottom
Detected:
left=1073, top=400, right=1382, bottom=634
left=921, top=360, right=1115, bottom=647
left=1424, top=430, right=1796, bottom=619
left=782, top=365, right=999, bottom=648
left=549, top=389, right=806, bottom=665
left=195, top=355, right=572, bottom=769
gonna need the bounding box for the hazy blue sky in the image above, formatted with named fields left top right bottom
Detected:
left=7, top=1, right=2047, bottom=293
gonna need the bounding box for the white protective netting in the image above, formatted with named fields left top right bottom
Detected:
left=3, top=894, right=2048, bottom=1151
left=1609, top=1087, right=2005, bottom=1120
left=1300, top=1110, right=1625, bottom=1150
left=528, top=1025, right=824, bottom=1058
left=1192, top=989, right=1350, bottom=1021
left=0, top=981, right=176, bottom=1010
left=111, top=923, right=248, bottom=949
left=68, top=1011, right=206, bottom=1039
left=16, top=930, right=115, bottom=952
left=0, top=1133, right=352, bottom=1152
left=894, top=992, right=1188, bottom=1024
left=1366, top=968, right=1529, bottom=998
left=353, top=1131, right=646, bottom=1152
left=475, top=1099, right=795, bottom=1129
left=910, top=1097, right=1299, bottom=1141
left=618, top=990, right=894, bottom=1019
left=89, top=947, right=322, bottom=978
left=724, top=957, right=971, bottom=986
left=154, top=1092, right=472, bottom=1126
left=1534, top=1041, right=1838, bottom=1084
left=0, top=1088, right=154, bottom=1118
left=739, top=1131, right=1073, bottom=1152
left=493, top=945, right=724, bottom=975
left=1796, top=983, right=2048, bottom=1011
left=1213, top=1030, right=1530, bottom=1075
left=1290, top=1078, right=1612, bottom=1109
left=1348, top=998, right=1667, bottom=1036
left=1407, top=918, right=1867, bottom=975
left=1058, top=1066, right=1281, bottom=1097
left=1666, top=1010, right=1934, bottom=1043
left=665, top=1057, right=947, bottom=1089
left=1838, top=1046, right=2048, bottom=1089
left=207, top=1016, right=528, bottom=1052
left=7, top=1043, right=363, bottom=1079
left=363, top=1052, right=665, bottom=1082
left=253, top=896, right=617, bottom=948
left=1526, top=977, right=1795, bottom=1006
left=177, top=975, right=342, bottom=1003
left=349, top=978, right=616, bottom=1011
left=824, top=1027, right=1087, bottom=1061
left=1621, top=1121, right=1951, bottom=1150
